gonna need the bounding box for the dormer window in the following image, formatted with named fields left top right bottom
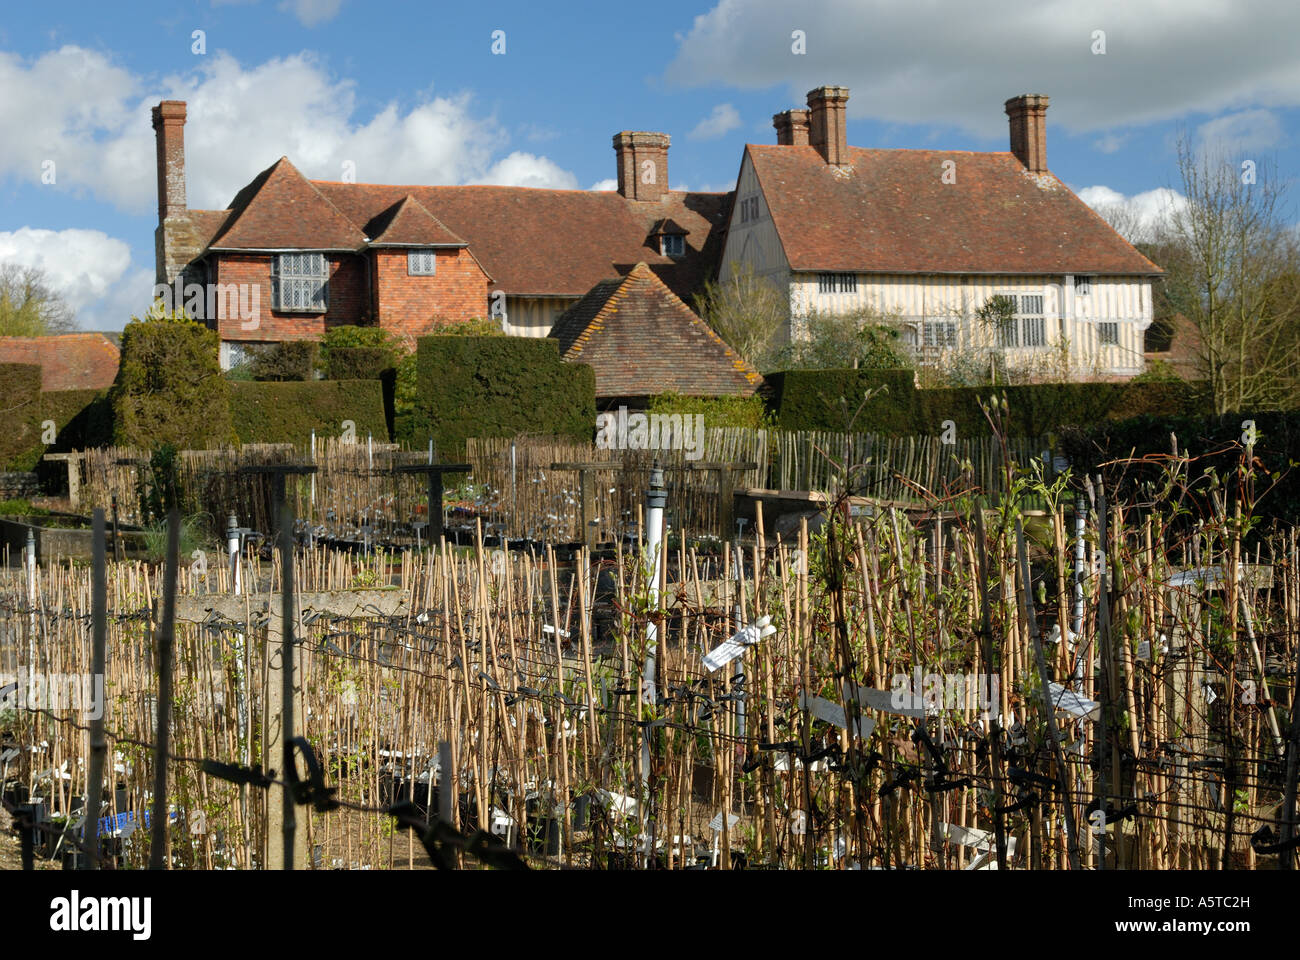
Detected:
left=660, top=234, right=685, bottom=258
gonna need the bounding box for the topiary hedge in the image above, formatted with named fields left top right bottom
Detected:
left=647, top=392, right=774, bottom=430
left=0, top=363, right=44, bottom=470
left=764, top=368, right=919, bottom=432
left=326, top=347, right=392, bottom=381
left=111, top=318, right=235, bottom=448
left=22, top=389, right=113, bottom=476
left=250, top=340, right=319, bottom=381
left=0, top=372, right=114, bottom=473
left=229, top=380, right=389, bottom=444
left=765, top=368, right=1209, bottom=438
left=404, top=336, right=595, bottom=458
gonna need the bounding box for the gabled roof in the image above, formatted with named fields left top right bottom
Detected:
left=209, top=158, right=368, bottom=251
left=311, top=182, right=729, bottom=298
left=366, top=195, right=467, bottom=247
left=549, top=262, right=761, bottom=399
left=746, top=145, right=1161, bottom=276
left=0, top=333, right=120, bottom=391
left=648, top=217, right=689, bottom=236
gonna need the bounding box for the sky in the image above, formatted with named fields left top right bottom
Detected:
left=1, top=0, right=1298, bottom=330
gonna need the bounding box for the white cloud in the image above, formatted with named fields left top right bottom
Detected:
left=688, top=103, right=742, bottom=140
left=0, top=47, right=581, bottom=214
left=0, top=227, right=152, bottom=329
left=1093, top=133, right=1127, bottom=154
left=589, top=178, right=618, bottom=191
left=1077, top=185, right=1188, bottom=242
left=1196, top=109, right=1282, bottom=154
left=664, top=0, right=1300, bottom=137
left=278, top=0, right=344, bottom=27
left=476, top=152, right=578, bottom=189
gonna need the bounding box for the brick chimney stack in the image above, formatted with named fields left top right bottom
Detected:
left=613, top=131, right=670, bottom=202
left=152, top=100, right=188, bottom=222
left=1005, top=94, right=1049, bottom=174
left=806, top=86, right=850, bottom=165
left=773, top=109, right=810, bottom=146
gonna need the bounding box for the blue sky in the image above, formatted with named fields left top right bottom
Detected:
left=2, top=0, right=1297, bottom=328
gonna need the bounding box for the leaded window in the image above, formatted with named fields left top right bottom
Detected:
left=272, top=253, right=328, bottom=312
left=408, top=249, right=437, bottom=275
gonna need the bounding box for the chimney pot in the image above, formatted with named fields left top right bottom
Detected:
left=613, top=131, right=670, bottom=202
left=806, top=86, right=850, bottom=165
left=773, top=109, right=810, bottom=146
left=1005, top=94, right=1049, bottom=174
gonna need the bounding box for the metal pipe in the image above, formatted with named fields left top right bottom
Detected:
left=642, top=462, right=667, bottom=789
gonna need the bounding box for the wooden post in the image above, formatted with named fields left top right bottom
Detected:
left=83, top=508, right=108, bottom=868
left=149, top=509, right=181, bottom=870
left=43, top=452, right=86, bottom=510
left=550, top=462, right=612, bottom=550
left=686, top=462, right=758, bottom=540
left=394, top=461, right=471, bottom=545
left=171, top=588, right=406, bottom=869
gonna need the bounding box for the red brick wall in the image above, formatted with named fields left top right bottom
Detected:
left=374, top=248, right=490, bottom=336
left=212, top=253, right=369, bottom=341
left=210, top=249, right=489, bottom=341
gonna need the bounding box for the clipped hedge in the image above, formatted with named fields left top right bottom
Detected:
left=251, top=340, right=319, bottom=381
left=111, top=319, right=235, bottom=448
left=765, top=368, right=1209, bottom=438
left=647, top=392, right=774, bottom=430
left=229, top=380, right=389, bottom=444
left=326, top=347, right=392, bottom=381
left=0, top=363, right=44, bottom=470
left=22, top=389, right=113, bottom=476
left=765, top=368, right=919, bottom=432
left=1060, top=409, right=1300, bottom=525
left=405, top=336, right=595, bottom=458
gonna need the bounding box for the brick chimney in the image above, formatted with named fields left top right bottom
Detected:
left=773, top=109, right=810, bottom=146
left=613, top=131, right=670, bottom=202
left=152, top=100, right=188, bottom=222
left=806, top=86, right=850, bottom=165
left=1005, top=94, right=1049, bottom=174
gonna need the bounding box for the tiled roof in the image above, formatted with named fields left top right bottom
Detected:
left=747, top=145, right=1162, bottom=276
left=549, top=262, right=761, bottom=399
left=0, top=333, right=120, bottom=391
left=311, top=182, right=730, bottom=299
left=366, top=195, right=467, bottom=247
left=648, top=218, right=688, bottom=236
left=209, top=158, right=368, bottom=251
left=188, top=209, right=234, bottom=249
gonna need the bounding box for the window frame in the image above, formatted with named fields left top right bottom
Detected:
left=1075, top=276, right=1091, bottom=297
left=407, top=249, right=437, bottom=276
left=272, top=252, right=329, bottom=313
left=1097, top=320, right=1119, bottom=346
left=923, top=319, right=957, bottom=349
left=817, top=272, right=858, bottom=295
left=994, top=291, right=1047, bottom=349
left=660, top=234, right=685, bottom=258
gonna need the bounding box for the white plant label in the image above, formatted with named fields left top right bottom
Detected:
left=702, top=616, right=774, bottom=672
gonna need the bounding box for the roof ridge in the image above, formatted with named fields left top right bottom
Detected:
left=311, top=179, right=729, bottom=197
left=211, top=156, right=368, bottom=251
